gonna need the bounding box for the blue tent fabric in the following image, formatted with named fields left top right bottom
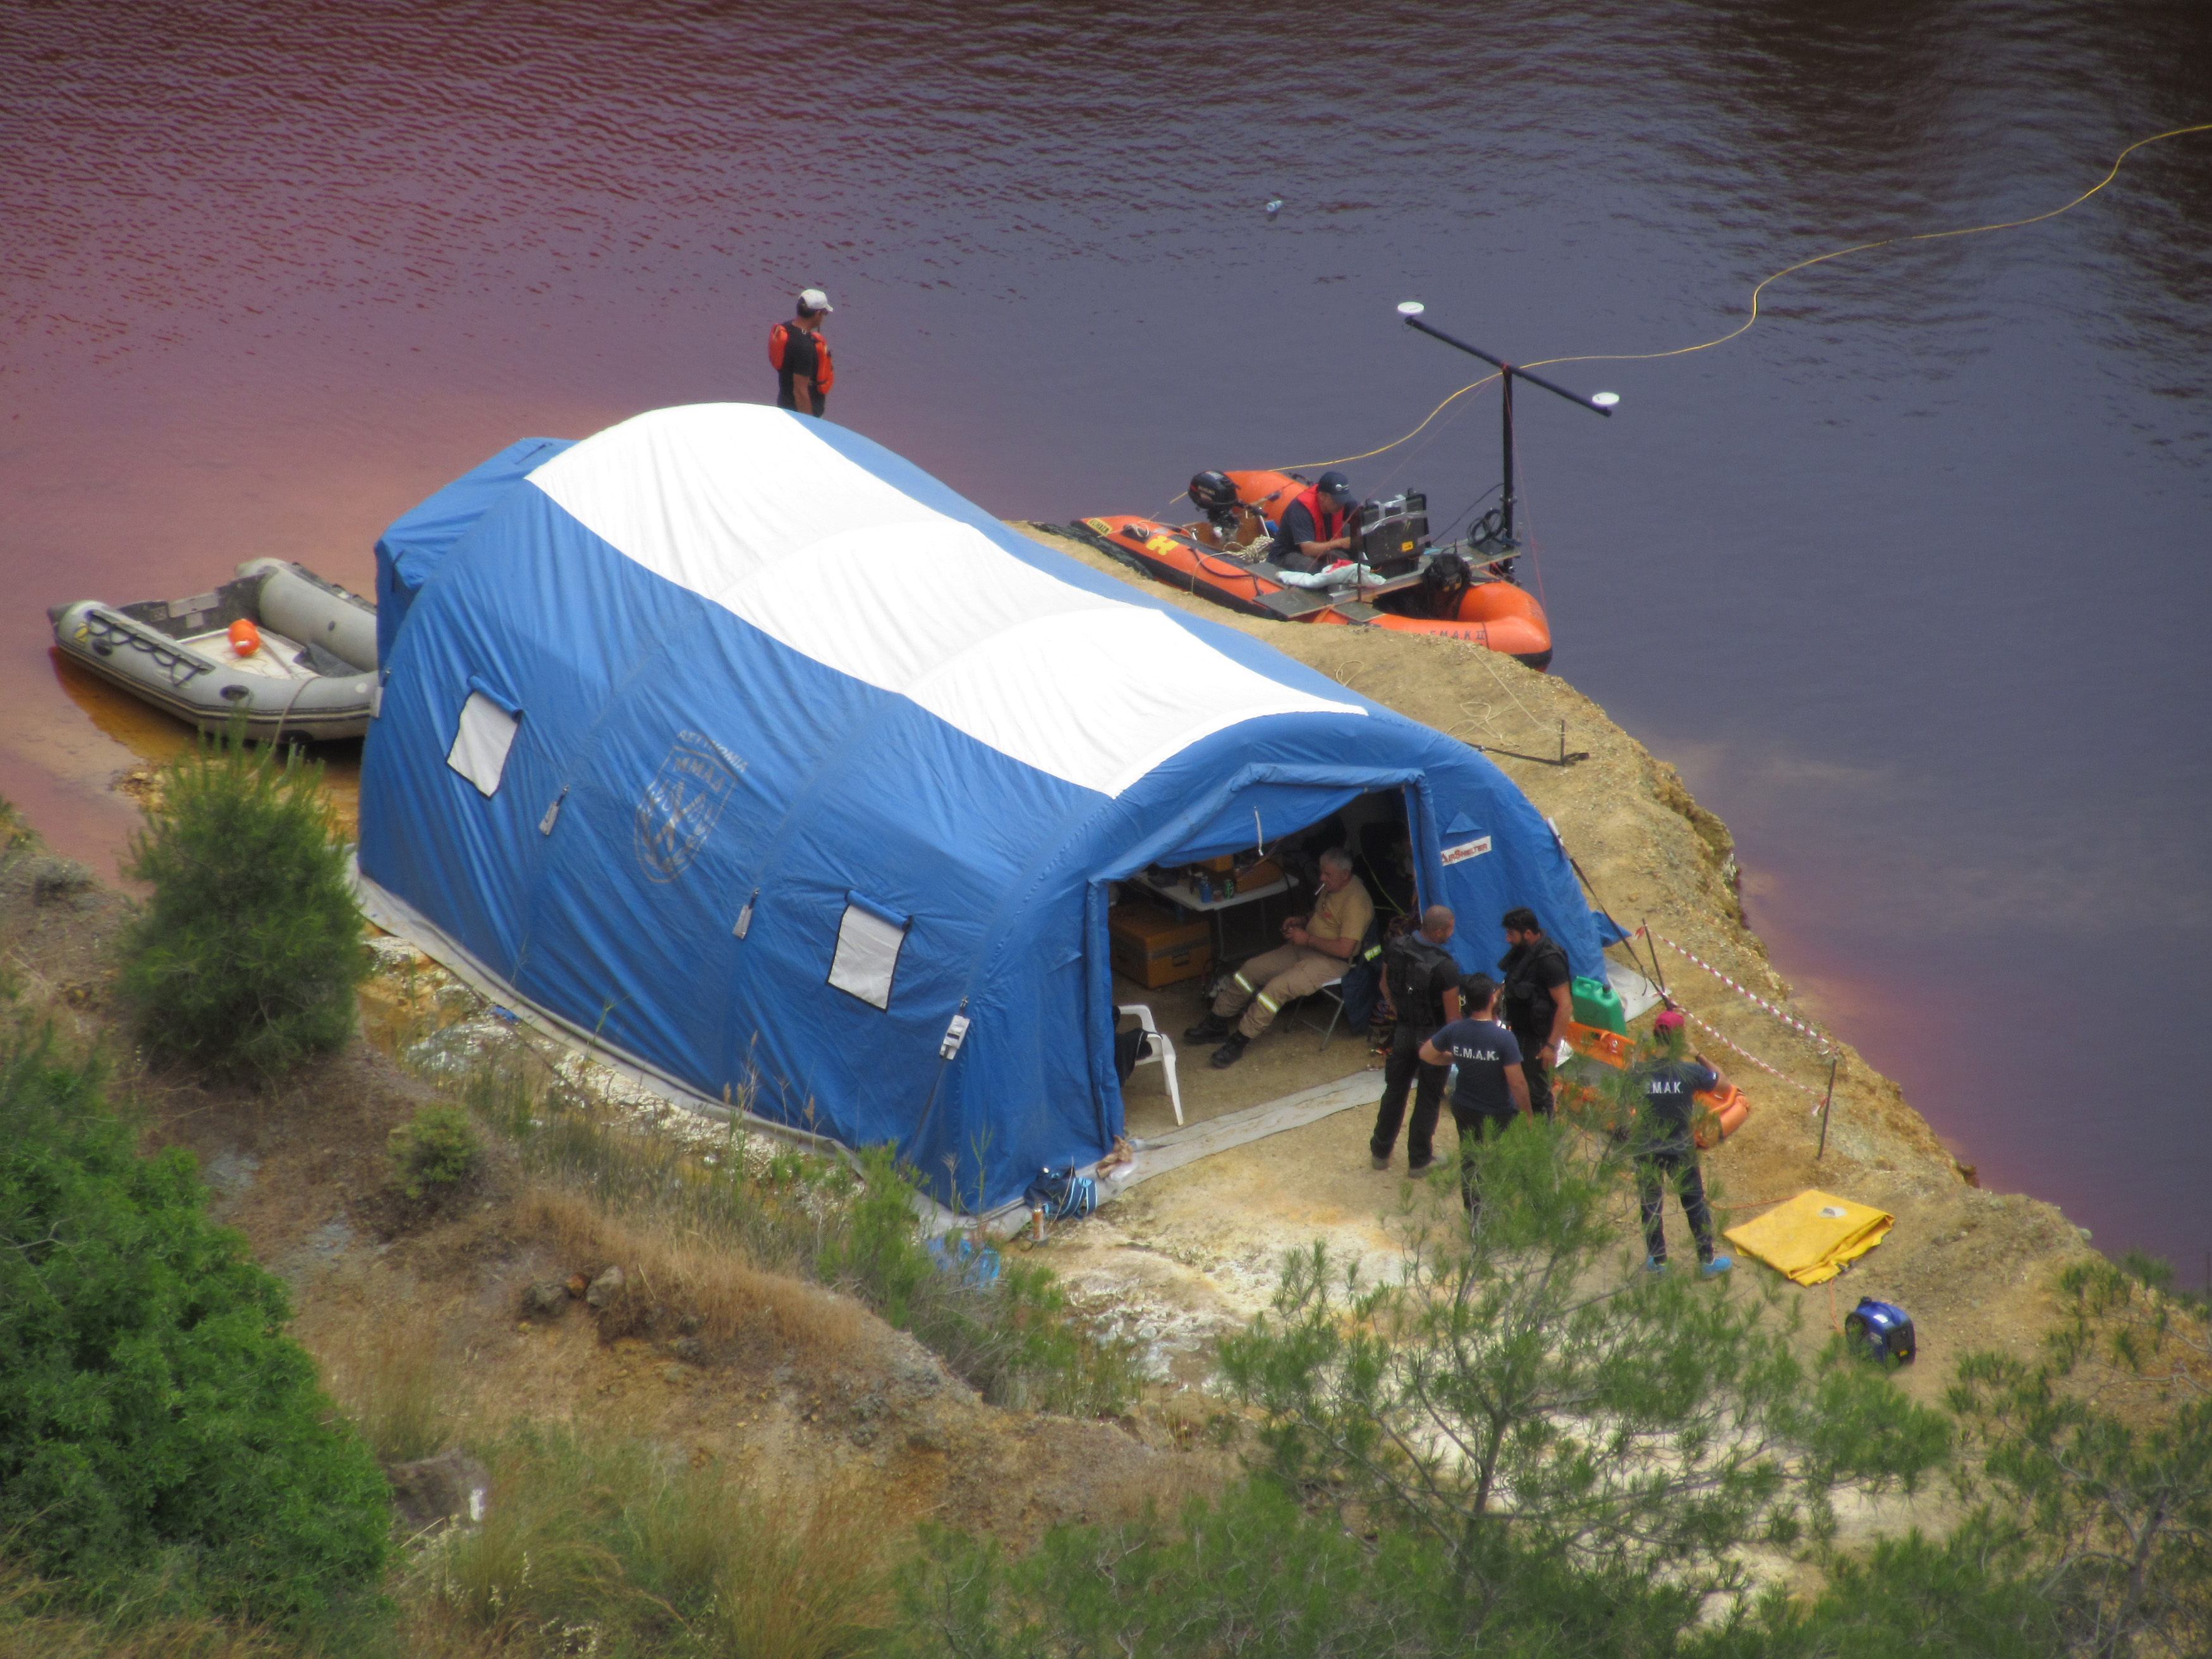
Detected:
left=374, top=437, right=574, bottom=669
left=359, top=404, right=1603, bottom=1209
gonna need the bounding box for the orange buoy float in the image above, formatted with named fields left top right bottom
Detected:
left=1692, top=1082, right=1753, bottom=1149
left=228, top=617, right=261, bottom=657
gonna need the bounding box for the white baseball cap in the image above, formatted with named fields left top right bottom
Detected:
left=798, top=288, right=833, bottom=314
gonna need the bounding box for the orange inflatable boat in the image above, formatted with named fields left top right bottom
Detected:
left=1074, top=468, right=1553, bottom=670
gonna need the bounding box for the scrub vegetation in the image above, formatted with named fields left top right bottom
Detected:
left=7, top=743, right=2209, bottom=1658
left=385, top=1103, right=482, bottom=1203
left=406, top=1425, right=884, bottom=1659
left=7, top=989, right=2211, bottom=1655
left=119, top=724, right=370, bottom=1079
left=457, top=1028, right=1139, bottom=1417
left=1220, top=1122, right=1952, bottom=1599
left=0, top=1028, right=389, bottom=1627
left=888, top=1130, right=2212, bottom=1659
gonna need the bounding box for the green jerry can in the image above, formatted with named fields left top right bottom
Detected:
left=1569, top=975, right=1626, bottom=1035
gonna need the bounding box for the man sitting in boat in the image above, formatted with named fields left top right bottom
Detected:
left=1270, top=470, right=1360, bottom=573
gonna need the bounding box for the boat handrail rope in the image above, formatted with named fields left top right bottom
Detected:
left=1141, top=519, right=1273, bottom=602
left=83, top=609, right=216, bottom=690
left=1267, top=120, right=2212, bottom=475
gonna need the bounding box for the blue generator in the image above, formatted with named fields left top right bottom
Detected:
left=1844, top=1297, right=1916, bottom=1365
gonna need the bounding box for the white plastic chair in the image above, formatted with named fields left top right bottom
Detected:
left=1117, top=1004, right=1183, bottom=1126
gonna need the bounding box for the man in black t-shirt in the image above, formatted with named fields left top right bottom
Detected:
left=1497, top=906, right=1572, bottom=1120
left=770, top=288, right=834, bottom=416
left=1631, top=1010, right=1732, bottom=1276
left=1419, top=974, right=1530, bottom=1217
left=1369, top=906, right=1462, bottom=1173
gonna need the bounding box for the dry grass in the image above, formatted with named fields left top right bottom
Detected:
left=517, top=1186, right=867, bottom=1367
left=416, top=1027, right=1136, bottom=1414
left=695, top=1485, right=888, bottom=1659
left=0, top=1559, right=293, bottom=1659
left=296, top=1267, right=457, bottom=1464
left=403, top=1426, right=887, bottom=1659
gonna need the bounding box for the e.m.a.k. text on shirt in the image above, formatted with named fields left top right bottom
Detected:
left=1432, top=1017, right=1524, bottom=1117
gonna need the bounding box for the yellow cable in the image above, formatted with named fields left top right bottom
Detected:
left=1270, top=121, right=2212, bottom=475
left=1267, top=372, right=1501, bottom=473
left=1156, top=374, right=1499, bottom=511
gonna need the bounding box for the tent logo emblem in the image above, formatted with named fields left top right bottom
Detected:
left=635, top=731, right=741, bottom=883
left=1440, top=835, right=1493, bottom=866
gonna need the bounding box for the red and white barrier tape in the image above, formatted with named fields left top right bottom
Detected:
left=1675, top=1006, right=1830, bottom=1109
left=1641, top=930, right=1835, bottom=1052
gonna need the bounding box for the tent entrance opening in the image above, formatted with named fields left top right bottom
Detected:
left=1106, top=787, right=1418, bottom=1134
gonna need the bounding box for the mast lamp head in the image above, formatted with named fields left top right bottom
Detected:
left=1592, top=391, right=1621, bottom=408
left=1396, top=301, right=1426, bottom=317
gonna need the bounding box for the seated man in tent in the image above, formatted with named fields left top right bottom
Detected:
left=1186, top=848, right=1374, bottom=1068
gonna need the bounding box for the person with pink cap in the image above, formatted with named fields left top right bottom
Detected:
left=1632, top=1009, right=1732, bottom=1278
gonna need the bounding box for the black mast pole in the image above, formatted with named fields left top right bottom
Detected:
left=1500, top=370, right=1517, bottom=547
left=1394, top=303, right=1616, bottom=554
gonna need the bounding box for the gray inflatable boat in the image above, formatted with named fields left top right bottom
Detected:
left=49, top=559, right=379, bottom=742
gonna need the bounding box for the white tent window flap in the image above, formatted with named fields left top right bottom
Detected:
left=447, top=690, right=520, bottom=798
left=829, top=895, right=908, bottom=1011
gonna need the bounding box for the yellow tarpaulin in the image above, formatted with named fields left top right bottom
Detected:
left=1723, top=1189, right=1893, bottom=1286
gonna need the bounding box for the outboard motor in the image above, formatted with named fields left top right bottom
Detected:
left=1187, top=470, right=1241, bottom=541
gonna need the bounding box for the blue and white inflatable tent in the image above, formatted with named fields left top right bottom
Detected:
left=359, top=404, right=1603, bottom=1210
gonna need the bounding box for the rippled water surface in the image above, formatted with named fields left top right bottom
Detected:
left=3, top=1, right=2206, bottom=1266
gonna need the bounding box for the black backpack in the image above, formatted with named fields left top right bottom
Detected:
left=1385, top=930, right=1457, bottom=1027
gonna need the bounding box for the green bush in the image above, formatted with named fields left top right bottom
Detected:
left=0, top=1029, right=390, bottom=1621
left=386, top=1104, right=482, bottom=1202
left=1934, top=1253, right=2212, bottom=1657
left=119, top=723, right=370, bottom=1079
left=889, top=1475, right=1712, bottom=1659
left=891, top=1480, right=2089, bottom=1659
left=1218, top=1117, right=1950, bottom=1623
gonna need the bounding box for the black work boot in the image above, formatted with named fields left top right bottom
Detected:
left=1182, top=1013, right=1231, bottom=1042
left=1209, top=1033, right=1250, bottom=1069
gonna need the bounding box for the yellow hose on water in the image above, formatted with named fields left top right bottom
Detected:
left=1268, top=121, right=2212, bottom=475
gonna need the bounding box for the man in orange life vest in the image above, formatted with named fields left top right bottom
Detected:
left=1269, top=470, right=1359, bottom=573
left=769, top=289, right=835, bottom=417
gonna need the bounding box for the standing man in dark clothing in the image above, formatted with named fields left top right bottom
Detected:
left=1632, top=1009, right=1733, bottom=1277
left=1419, top=974, right=1530, bottom=1218
left=769, top=288, right=835, bottom=416
left=1270, top=470, right=1358, bottom=572
left=1497, top=906, right=1572, bottom=1120
left=1369, top=906, right=1462, bottom=1172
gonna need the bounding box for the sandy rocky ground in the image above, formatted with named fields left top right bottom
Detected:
left=0, top=533, right=2094, bottom=1553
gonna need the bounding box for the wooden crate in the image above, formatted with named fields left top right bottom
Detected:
left=1109, top=902, right=1213, bottom=988
left=1233, top=856, right=1282, bottom=890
